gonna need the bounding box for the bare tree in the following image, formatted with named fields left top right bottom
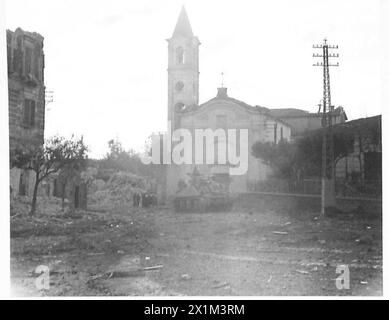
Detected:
left=11, top=135, right=88, bottom=215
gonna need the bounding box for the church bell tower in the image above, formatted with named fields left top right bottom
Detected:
left=167, top=6, right=200, bottom=130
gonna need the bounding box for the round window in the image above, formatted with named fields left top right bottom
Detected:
left=175, top=81, right=184, bottom=92
left=175, top=102, right=186, bottom=112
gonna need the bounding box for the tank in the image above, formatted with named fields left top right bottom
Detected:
left=173, top=168, right=233, bottom=213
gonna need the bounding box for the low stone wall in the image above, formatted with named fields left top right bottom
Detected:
left=236, top=192, right=382, bottom=217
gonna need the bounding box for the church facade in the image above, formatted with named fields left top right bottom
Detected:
left=164, top=7, right=292, bottom=197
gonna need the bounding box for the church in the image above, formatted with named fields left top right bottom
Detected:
left=163, top=7, right=346, bottom=198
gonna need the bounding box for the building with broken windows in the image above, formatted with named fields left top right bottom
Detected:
left=7, top=28, right=45, bottom=196
left=333, top=115, right=382, bottom=197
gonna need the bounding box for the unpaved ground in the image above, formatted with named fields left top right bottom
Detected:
left=11, top=201, right=382, bottom=296
left=144, top=209, right=382, bottom=296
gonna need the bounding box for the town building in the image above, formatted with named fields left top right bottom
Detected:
left=7, top=28, right=45, bottom=196
left=268, top=106, right=347, bottom=139
left=334, top=115, right=381, bottom=197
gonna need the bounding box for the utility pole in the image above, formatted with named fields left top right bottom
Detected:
left=313, top=39, right=339, bottom=216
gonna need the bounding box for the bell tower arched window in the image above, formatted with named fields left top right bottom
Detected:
left=176, top=46, right=184, bottom=64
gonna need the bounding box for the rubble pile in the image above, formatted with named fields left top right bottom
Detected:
left=89, top=171, right=146, bottom=211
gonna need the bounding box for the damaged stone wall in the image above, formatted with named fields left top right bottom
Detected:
left=52, top=173, right=88, bottom=211
left=8, top=28, right=45, bottom=196
left=8, top=27, right=45, bottom=150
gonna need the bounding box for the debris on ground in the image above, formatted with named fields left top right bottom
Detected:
left=273, top=231, right=288, bottom=235
left=143, top=265, right=163, bottom=271
left=11, top=194, right=156, bottom=296
left=295, top=270, right=309, bottom=275
left=11, top=191, right=382, bottom=296
left=212, top=281, right=230, bottom=289
left=181, top=274, right=191, bottom=280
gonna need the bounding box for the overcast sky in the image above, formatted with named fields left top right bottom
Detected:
left=5, top=0, right=385, bottom=158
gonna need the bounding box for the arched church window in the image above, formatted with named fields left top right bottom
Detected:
left=176, top=47, right=184, bottom=64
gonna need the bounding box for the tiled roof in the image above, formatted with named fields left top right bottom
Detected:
left=182, top=91, right=291, bottom=127
left=269, top=108, right=309, bottom=118
left=332, top=115, right=381, bottom=133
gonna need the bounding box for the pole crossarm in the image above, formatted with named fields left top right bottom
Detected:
left=313, top=62, right=339, bottom=67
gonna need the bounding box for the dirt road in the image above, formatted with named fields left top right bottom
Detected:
left=11, top=205, right=382, bottom=296
left=139, top=208, right=382, bottom=296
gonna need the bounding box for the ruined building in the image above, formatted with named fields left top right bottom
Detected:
left=7, top=28, right=45, bottom=196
